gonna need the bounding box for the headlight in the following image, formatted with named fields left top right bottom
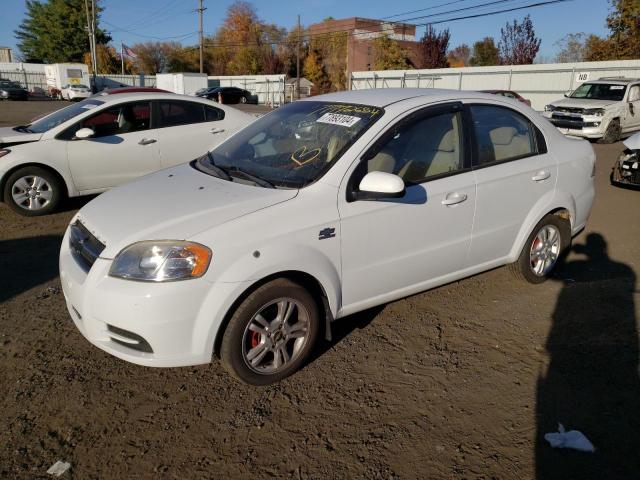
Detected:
left=0, top=90, right=8, bottom=97
left=544, top=104, right=555, bottom=112
left=0, top=148, right=11, bottom=158
left=109, top=241, right=212, bottom=282
left=583, top=108, right=605, bottom=117
left=619, top=151, right=637, bottom=164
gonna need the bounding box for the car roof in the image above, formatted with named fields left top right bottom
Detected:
left=587, top=78, right=640, bottom=85
left=300, top=88, right=512, bottom=108
left=92, top=92, right=213, bottom=104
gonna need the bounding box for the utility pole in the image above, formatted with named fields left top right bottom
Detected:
left=296, top=14, right=301, bottom=100
left=84, top=0, right=97, bottom=91
left=197, top=0, right=206, bottom=74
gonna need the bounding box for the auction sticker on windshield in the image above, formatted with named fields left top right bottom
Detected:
left=317, top=112, right=362, bottom=127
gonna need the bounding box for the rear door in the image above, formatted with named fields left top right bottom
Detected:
left=66, top=100, right=160, bottom=191
left=466, top=103, right=557, bottom=266
left=625, top=84, right=640, bottom=132
left=155, top=99, right=229, bottom=167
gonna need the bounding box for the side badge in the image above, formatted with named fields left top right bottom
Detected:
left=318, top=227, right=336, bottom=240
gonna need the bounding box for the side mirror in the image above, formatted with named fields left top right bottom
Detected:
left=353, top=171, right=405, bottom=201
left=563, top=91, right=573, bottom=98
left=74, top=127, right=94, bottom=139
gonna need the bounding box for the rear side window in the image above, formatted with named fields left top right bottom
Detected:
left=159, top=101, right=209, bottom=127
left=205, top=105, right=225, bottom=121
left=470, top=105, right=537, bottom=166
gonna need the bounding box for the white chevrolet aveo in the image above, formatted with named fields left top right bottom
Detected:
left=59, top=89, right=596, bottom=385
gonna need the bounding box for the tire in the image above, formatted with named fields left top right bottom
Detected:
left=510, top=214, right=571, bottom=284
left=3, top=166, right=63, bottom=216
left=240, top=95, right=248, bottom=104
left=598, top=118, right=621, bottom=144
left=220, top=278, right=320, bottom=385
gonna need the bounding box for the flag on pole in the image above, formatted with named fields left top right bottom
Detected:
left=122, top=44, right=137, bottom=58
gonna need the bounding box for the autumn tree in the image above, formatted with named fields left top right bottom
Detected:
left=498, top=15, right=541, bottom=65
left=15, top=0, right=110, bottom=63
left=419, top=26, right=450, bottom=69
left=448, top=44, right=471, bottom=67
left=308, top=19, right=348, bottom=90
left=584, top=0, right=640, bottom=60
left=372, top=34, right=412, bottom=70
left=304, top=49, right=330, bottom=93
left=83, top=44, right=137, bottom=74
left=469, top=37, right=500, bottom=66
left=554, top=33, right=588, bottom=63
left=131, top=42, right=180, bottom=74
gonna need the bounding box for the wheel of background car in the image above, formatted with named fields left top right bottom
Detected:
left=240, top=95, right=247, bottom=104
left=3, top=166, right=63, bottom=216
left=220, top=278, right=320, bottom=385
left=510, top=214, right=570, bottom=284
left=599, top=118, right=621, bottom=144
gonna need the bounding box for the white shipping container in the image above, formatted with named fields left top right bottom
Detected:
left=156, top=73, right=208, bottom=95
left=44, top=63, right=90, bottom=91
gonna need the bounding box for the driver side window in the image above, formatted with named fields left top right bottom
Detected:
left=629, top=86, right=640, bottom=102
left=366, top=111, right=465, bottom=184
left=80, top=101, right=151, bottom=138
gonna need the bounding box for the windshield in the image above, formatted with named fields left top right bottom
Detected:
left=571, top=83, right=627, bottom=101
left=198, top=101, right=384, bottom=188
left=0, top=81, right=21, bottom=88
left=26, top=99, right=104, bottom=133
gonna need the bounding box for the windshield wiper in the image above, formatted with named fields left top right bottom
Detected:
left=205, top=152, right=232, bottom=181
left=225, top=166, right=275, bottom=189
left=13, top=125, right=33, bottom=133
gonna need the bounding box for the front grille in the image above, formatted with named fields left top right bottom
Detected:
left=555, top=106, right=585, bottom=114
left=106, top=325, right=153, bottom=353
left=69, top=220, right=106, bottom=272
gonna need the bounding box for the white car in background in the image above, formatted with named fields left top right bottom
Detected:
left=59, top=89, right=596, bottom=385
left=0, top=93, right=254, bottom=215
left=61, top=84, right=92, bottom=101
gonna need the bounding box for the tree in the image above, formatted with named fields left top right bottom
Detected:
left=372, top=34, right=411, bottom=70
left=584, top=0, right=640, bottom=60
left=131, top=42, right=179, bottom=74
left=419, top=26, right=450, bottom=69
left=554, top=33, right=588, bottom=63
left=83, top=44, right=137, bottom=74
left=448, top=44, right=471, bottom=67
left=15, top=0, right=110, bottom=63
left=469, top=37, right=500, bottom=66
left=498, top=15, right=541, bottom=65
left=308, top=19, right=348, bottom=90
left=303, top=49, right=330, bottom=93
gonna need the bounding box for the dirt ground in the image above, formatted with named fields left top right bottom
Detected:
left=1, top=101, right=639, bottom=479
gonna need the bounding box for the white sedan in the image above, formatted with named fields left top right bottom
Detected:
left=59, top=89, right=596, bottom=385
left=0, top=92, right=254, bottom=215
left=61, top=84, right=92, bottom=101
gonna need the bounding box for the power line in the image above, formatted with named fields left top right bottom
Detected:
left=382, top=0, right=476, bottom=19
left=103, top=21, right=198, bottom=40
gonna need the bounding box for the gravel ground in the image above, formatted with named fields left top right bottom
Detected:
left=0, top=100, right=639, bottom=479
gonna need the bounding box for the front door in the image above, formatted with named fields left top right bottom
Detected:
left=67, top=100, right=160, bottom=191
left=624, top=85, right=640, bottom=132
left=338, top=104, right=476, bottom=312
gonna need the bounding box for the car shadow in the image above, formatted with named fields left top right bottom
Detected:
left=57, top=194, right=99, bottom=213
left=308, top=305, right=385, bottom=366
left=536, top=233, right=639, bottom=479
left=0, top=235, right=63, bottom=303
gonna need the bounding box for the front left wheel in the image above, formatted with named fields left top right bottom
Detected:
left=220, top=278, right=320, bottom=385
left=3, top=166, right=62, bottom=216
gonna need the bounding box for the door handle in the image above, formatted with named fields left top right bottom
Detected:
left=532, top=170, right=551, bottom=182
left=441, top=192, right=468, bottom=206
left=210, top=128, right=226, bottom=134
left=138, top=138, right=157, bottom=145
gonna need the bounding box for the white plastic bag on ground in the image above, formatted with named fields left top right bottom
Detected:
left=544, top=423, right=595, bottom=453
left=47, top=460, right=71, bottom=476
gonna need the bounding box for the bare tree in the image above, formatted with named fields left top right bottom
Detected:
left=498, top=15, right=541, bottom=65
left=419, top=25, right=450, bottom=69
left=554, top=33, right=587, bottom=63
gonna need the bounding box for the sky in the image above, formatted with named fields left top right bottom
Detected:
left=0, top=0, right=612, bottom=62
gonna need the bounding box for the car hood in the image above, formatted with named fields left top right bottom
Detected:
left=0, top=127, right=42, bottom=146
left=550, top=98, right=616, bottom=109
left=75, top=163, right=298, bottom=258
left=623, top=131, right=640, bottom=150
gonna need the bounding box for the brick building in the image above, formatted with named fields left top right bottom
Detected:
left=307, top=17, right=422, bottom=77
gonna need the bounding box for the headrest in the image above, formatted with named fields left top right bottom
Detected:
left=438, top=130, right=456, bottom=152
left=490, top=126, right=517, bottom=145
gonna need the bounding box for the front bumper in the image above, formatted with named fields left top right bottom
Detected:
left=68, top=91, right=91, bottom=100
left=59, top=227, right=249, bottom=367
left=542, top=111, right=606, bottom=139
left=611, top=157, right=640, bottom=187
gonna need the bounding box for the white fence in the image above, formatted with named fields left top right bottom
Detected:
left=350, top=60, right=640, bottom=111
left=207, top=74, right=286, bottom=106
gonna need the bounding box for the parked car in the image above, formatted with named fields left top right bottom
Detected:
left=0, top=93, right=254, bottom=215
left=481, top=90, right=531, bottom=107
left=58, top=89, right=596, bottom=385
left=61, top=84, right=92, bottom=101
left=543, top=77, right=640, bottom=143
left=197, top=86, right=254, bottom=104
left=611, top=131, right=640, bottom=188
left=0, top=79, right=29, bottom=101
left=96, top=87, right=171, bottom=96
